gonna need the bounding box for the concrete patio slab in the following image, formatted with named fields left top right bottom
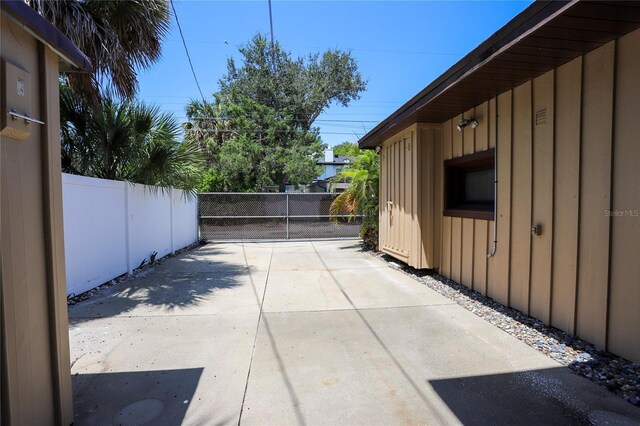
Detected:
left=326, top=266, right=454, bottom=309
left=69, top=314, right=258, bottom=425
left=261, top=270, right=354, bottom=313
left=69, top=240, right=640, bottom=425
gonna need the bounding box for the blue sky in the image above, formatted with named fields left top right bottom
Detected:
left=137, top=0, right=533, bottom=147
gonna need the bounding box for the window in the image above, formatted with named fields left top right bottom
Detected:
left=444, top=149, right=495, bottom=220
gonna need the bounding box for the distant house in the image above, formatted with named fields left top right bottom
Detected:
left=308, top=149, right=351, bottom=193
left=359, top=0, right=640, bottom=364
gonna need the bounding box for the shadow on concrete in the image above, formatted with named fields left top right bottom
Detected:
left=429, top=367, right=640, bottom=425
left=337, top=242, right=368, bottom=252
left=377, top=252, right=640, bottom=404
left=309, top=242, right=450, bottom=424
left=68, top=246, right=249, bottom=322
left=73, top=368, right=203, bottom=425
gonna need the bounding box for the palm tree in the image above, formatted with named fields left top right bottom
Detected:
left=28, top=0, right=170, bottom=100
left=60, top=83, right=204, bottom=191
left=329, top=150, right=379, bottom=250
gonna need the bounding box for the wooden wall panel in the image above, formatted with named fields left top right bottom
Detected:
left=404, top=132, right=413, bottom=259
left=443, top=119, right=452, bottom=161
left=463, top=108, right=475, bottom=155
left=461, top=218, right=474, bottom=287
left=530, top=70, right=555, bottom=324
left=475, top=102, right=489, bottom=151
left=380, top=131, right=415, bottom=262
left=432, top=127, right=442, bottom=270
left=607, top=30, right=640, bottom=361
left=509, top=82, right=533, bottom=314
left=441, top=217, right=452, bottom=277
left=488, top=98, right=496, bottom=149
left=487, top=90, right=512, bottom=306
left=551, top=57, right=582, bottom=334
left=440, top=119, right=456, bottom=278
left=451, top=218, right=462, bottom=282
left=379, top=145, right=387, bottom=249
left=576, top=42, right=615, bottom=349
left=473, top=220, right=488, bottom=294
left=452, top=114, right=463, bottom=158
left=380, top=27, right=640, bottom=363
left=418, top=126, right=431, bottom=268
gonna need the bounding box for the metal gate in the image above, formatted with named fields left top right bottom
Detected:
left=198, top=193, right=362, bottom=241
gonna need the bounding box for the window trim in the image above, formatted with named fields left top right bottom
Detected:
left=444, top=148, right=495, bottom=221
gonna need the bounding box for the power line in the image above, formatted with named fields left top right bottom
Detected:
left=188, top=129, right=365, bottom=136
left=268, top=0, right=275, bottom=50
left=165, top=38, right=463, bottom=57
left=170, top=0, right=206, bottom=102
left=176, top=117, right=379, bottom=123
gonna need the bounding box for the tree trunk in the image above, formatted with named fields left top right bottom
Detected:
left=278, top=174, right=288, bottom=192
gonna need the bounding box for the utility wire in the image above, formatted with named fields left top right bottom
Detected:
left=177, top=117, right=379, bottom=123
left=268, top=0, right=275, bottom=51
left=170, top=0, right=206, bottom=102
left=187, top=129, right=365, bottom=136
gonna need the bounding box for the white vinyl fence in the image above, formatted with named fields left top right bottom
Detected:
left=62, top=173, right=198, bottom=296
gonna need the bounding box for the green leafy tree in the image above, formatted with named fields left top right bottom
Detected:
left=332, top=141, right=360, bottom=158
left=190, top=95, right=324, bottom=192
left=329, top=149, right=379, bottom=250
left=187, top=34, right=366, bottom=192
left=220, top=34, right=366, bottom=131
left=60, top=83, right=204, bottom=191
left=28, top=0, right=170, bottom=100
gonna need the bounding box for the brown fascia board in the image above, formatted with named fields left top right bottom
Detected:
left=1, top=0, right=92, bottom=72
left=358, top=0, right=575, bottom=149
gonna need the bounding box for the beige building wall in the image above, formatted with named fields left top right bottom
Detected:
left=1, top=13, right=74, bottom=425
left=379, top=124, right=441, bottom=270
left=380, top=28, right=640, bottom=363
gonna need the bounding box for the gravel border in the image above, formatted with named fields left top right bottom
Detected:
left=67, top=241, right=204, bottom=306
left=370, top=250, right=640, bottom=407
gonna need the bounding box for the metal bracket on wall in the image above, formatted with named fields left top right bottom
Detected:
left=8, top=109, right=44, bottom=125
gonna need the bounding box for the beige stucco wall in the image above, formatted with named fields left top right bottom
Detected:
left=1, top=13, right=73, bottom=425
left=380, top=27, right=640, bottom=363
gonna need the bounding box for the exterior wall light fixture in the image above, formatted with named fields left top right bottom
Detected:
left=456, top=118, right=479, bottom=132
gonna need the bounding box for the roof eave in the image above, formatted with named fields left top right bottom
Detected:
left=358, top=0, right=575, bottom=149
left=2, top=0, right=93, bottom=72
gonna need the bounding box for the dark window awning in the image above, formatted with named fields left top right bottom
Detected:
left=359, top=0, right=640, bottom=148
left=1, top=0, right=92, bottom=72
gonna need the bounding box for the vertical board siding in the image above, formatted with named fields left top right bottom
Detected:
left=509, top=81, right=533, bottom=314
left=463, top=108, right=475, bottom=155
left=475, top=102, right=489, bottom=152
left=530, top=70, right=555, bottom=324
left=487, top=91, right=512, bottom=306
left=473, top=220, right=489, bottom=295
left=608, top=30, right=640, bottom=360
left=443, top=119, right=453, bottom=161
left=461, top=218, right=474, bottom=287
left=488, top=98, right=496, bottom=150
left=417, top=127, right=429, bottom=267
left=452, top=114, right=463, bottom=158
left=418, top=124, right=442, bottom=270
left=451, top=217, right=462, bottom=282
left=380, top=29, right=640, bottom=363
left=441, top=217, right=452, bottom=277
left=551, top=58, right=582, bottom=334
left=576, top=42, right=615, bottom=349
left=433, top=127, right=443, bottom=270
